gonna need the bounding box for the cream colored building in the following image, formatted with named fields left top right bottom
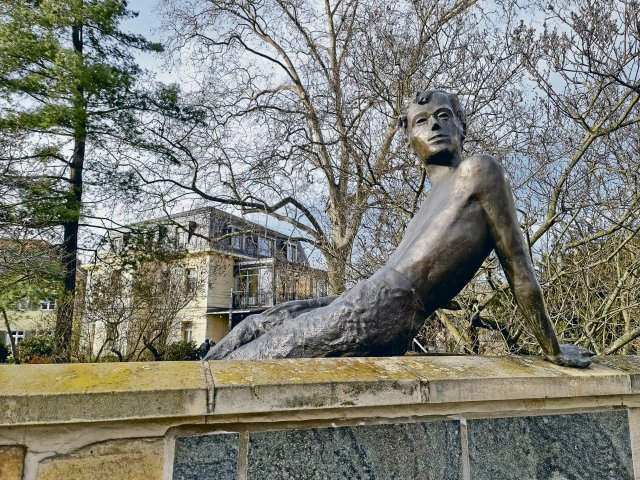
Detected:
left=0, top=300, right=56, bottom=349
left=85, top=207, right=328, bottom=356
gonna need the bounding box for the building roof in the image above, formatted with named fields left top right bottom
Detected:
left=126, top=206, right=302, bottom=242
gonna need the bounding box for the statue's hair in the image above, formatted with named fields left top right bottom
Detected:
left=398, top=90, right=467, bottom=142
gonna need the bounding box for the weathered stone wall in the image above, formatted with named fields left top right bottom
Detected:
left=1, top=356, right=640, bottom=479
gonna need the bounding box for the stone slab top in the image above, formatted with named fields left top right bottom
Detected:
left=0, top=362, right=208, bottom=425
left=0, top=361, right=205, bottom=396
left=0, top=355, right=637, bottom=426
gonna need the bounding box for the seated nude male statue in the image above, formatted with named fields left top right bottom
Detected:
left=205, top=89, right=592, bottom=368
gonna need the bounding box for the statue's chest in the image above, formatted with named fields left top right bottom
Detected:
left=412, top=177, right=475, bottom=226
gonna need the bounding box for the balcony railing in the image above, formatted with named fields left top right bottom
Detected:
left=232, top=292, right=273, bottom=309
left=232, top=291, right=314, bottom=309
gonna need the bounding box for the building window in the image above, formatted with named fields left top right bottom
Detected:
left=6, top=331, right=25, bottom=345
left=185, top=268, right=197, bottom=293
left=276, top=271, right=297, bottom=302
left=287, top=242, right=298, bottom=262
left=316, top=280, right=328, bottom=298
left=40, top=299, right=56, bottom=311
left=176, top=229, right=188, bottom=247
left=111, top=237, right=123, bottom=253
left=242, top=234, right=257, bottom=255
left=236, top=268, right=259, bottom=306
left=158, top=225, right=168, bottom=241
left=182, top=322, right=193, bottom=342
left=235, top=267, right=272, bottom=307
left=257, top=236, right=272, bottom=256
left=223, top=226, right=241, bottom=249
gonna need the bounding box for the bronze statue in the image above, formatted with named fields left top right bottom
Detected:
left=205, top=90, right=592, bottom=368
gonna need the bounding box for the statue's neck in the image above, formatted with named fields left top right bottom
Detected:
left=424, top=154, right=461, bottom=185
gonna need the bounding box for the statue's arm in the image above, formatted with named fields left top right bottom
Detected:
left=204, top=296, right=337, bottom=360
left=470, top=155, right=591, bottom=367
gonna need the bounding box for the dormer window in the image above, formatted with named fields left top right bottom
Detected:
left=242, top=234, right=257, bottom=254
left=158, top=225, right=168, bottom=241
left=188, top=221, right=198, bottom=242
left=176, top=228, right=188, bottom=247
left=222, top=225, right=241, bottom=249
left=287, top=242, right=298, bottom=262
left=257, top=236, right=272, bottom=256
left=40, top=299, right=55, bottom=311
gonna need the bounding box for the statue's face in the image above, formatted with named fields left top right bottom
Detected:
left=406, top=92, right=463, bottom=164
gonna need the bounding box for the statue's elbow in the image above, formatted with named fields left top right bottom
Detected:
left=513, top=276, right=544, bottom=303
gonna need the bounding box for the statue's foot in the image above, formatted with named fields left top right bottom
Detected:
left=545, top=344, right=594, bottom=369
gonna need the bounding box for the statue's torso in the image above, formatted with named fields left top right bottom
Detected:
left=376, top=165, right=494, bottom=313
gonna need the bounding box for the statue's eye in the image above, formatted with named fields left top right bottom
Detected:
left=437, top=111, right=450, bottom=120
left=416, top=117, right=427, bottom=125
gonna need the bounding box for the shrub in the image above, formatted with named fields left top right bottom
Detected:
left=97, top=354, right=121, bottom=363
left=19, top=335, right=54, bottom=364
left=24, top=354, right=53, bottom=364
left=161, top=340, right=200, bottom=361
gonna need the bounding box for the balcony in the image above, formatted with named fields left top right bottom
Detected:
left=232, top=291, right=308, bottom=310
left=232, top=291, right=273, bottom=309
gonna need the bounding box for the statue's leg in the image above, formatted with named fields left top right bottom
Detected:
left=223, top=279, right=426, bottom=360
left=204, top=296, right=337, bottom=360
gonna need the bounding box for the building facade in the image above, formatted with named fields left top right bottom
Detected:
left=0, top=299, right=56, bottom=350
left=0, top=239, right=80, bottom=357
left=85, top=207, right=328, bottom=357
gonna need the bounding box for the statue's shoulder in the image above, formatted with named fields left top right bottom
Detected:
left=457, top=155, right=508, bottom=189
left=460, top=153, right=504, bottom=175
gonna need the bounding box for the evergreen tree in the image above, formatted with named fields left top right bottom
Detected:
left=0, top=0, right=162, bottom=361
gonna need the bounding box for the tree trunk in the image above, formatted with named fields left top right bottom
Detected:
left=326, top=247, right=351, bottom=296
left=53, top=23, right=86, bottom=363
left=54, top=134, right=84, bottom=362
left=110, top=348, right=124, bottom=362
left=55, top=219, right=80, bottom=362
left=143, top=336, right=162, bottom=361
left=1, top=308, right=20, bottom=364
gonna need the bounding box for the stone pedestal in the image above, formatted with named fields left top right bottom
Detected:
left=1, top=356, right=639, bottom=479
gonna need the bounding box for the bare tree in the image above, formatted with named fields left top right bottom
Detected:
left=344, top=0, right=640, bottom=356
left=117, top=0, right=640, bottom=358
left=84, top=238, right=206, bottom=362
left=415, top=0, right=640, bottom=356
left=132, top=0, right=534, bottom=294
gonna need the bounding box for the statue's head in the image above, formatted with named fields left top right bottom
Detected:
left=399, top=90, right=467, bottom=164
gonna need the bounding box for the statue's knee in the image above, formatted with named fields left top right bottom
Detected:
left=240, top=315, right=264, bottom=335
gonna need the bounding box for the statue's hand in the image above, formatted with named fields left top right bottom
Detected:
left=545, top=344, right=594, bottom=369
left=263, top=296, right=337, bottom=319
